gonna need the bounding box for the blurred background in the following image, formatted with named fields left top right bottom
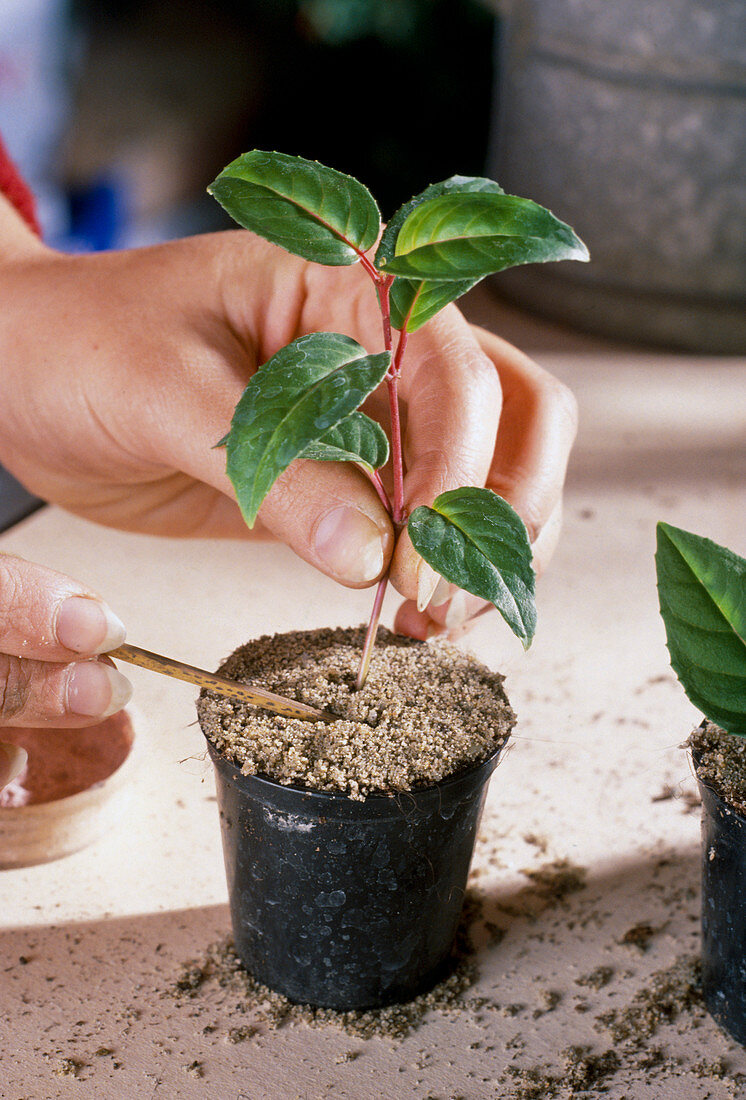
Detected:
left=1, top=0, right=744, bottom=525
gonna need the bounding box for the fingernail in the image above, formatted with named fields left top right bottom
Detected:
left=313, top=507, right=385, bottom=584
left=416, top=561, right=440, bottom=612
left=67, top=662, right=133, bottom=718
left=431, top=576, right=453, bottom=608
left=445, top=590, right=469, bottom=630
left=0, top=743, right=27, bottom=787
left=57, top=596, right=126, bottom=654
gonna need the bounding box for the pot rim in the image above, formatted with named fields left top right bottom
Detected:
left=205, top=733, right=506, bottom=807
left=691, top=740, right=746, bottom=827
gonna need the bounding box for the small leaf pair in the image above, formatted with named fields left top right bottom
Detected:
left=208, top=150, right=588, bottom=333
left=225, top=333, right=389, bottom=527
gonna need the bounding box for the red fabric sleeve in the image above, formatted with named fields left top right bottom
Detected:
left=0, top=134, right=41, bottom=236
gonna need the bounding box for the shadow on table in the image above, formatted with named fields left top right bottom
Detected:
left=2, top=844, right=702, bottom=1010
left=4, top=843, right=735, bottom=1099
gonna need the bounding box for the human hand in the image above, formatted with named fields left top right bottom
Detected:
left=0, top=553, right=130, bottom=729
left=0, top=205, right=576, bottom=637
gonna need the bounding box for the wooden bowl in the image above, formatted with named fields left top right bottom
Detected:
left=0, top=711, right=140, bottom=868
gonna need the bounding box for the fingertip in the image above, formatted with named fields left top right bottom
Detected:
left=393, top=600, right=433, bottom=640
left=67, top=661, right=133, bottom=719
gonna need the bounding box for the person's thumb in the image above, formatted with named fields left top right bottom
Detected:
left=0, top=742, right=27, bottom=790
left=257, top=460, right=394, bottom=589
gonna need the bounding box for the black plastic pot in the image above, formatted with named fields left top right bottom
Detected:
left=694, top=753, right=746, bottom=1047
left=206, top=742, right=502, bottom=1009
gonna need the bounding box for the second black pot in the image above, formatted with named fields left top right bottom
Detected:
left=695, top=753, right=746, bottom=1047
left=207, top=743, right=502, bottom=1010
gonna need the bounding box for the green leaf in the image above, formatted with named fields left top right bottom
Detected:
left=389, top=277, right=478, bottom=333
left=656, top=522, right=746, bottom=735
left=376, top=176, right=505, bottom=268
left=299, top=411, right=389, bottom=471
left=377, top=191, right=589, bottom=281
left=208, top=150, right=381, bottom=266
left=408, top=487, right=536, bottom=647
left=225, top=333, right=390, bottom=526
left=376, top=176, right=504, bottom=331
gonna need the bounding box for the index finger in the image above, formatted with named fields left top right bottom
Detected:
left=0, top=554, right=126, bottom=661
left=388, top=308, right=503, bottom=603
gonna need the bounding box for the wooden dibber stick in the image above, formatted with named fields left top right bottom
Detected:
left=109, top=643, right=337, bottom=724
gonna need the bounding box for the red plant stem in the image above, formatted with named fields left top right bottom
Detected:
left=369, top=469, right=392, bottom=514
left=355, top=575, right=388, bottom=692
left=357, top=250, right=381, bottom=283
left=377, top=275, right=394, bottom=352
left=355, top=263, right=407, bottom=688
left=392, top=327, right=409, bottom=374
left=386, top=328, right=409, bottom=525
left=386, top=374, right=405, bottom=525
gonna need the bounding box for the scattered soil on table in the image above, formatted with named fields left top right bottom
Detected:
left=504, top=1045, right=621, bottom=1099
left=168, top=892, right=486, bottom=1042
left=595, top=954, right=703, bottom=1046
left=197, top=626, right=515, bottom=798
left=690, top=721, right=746, bottom=816
left=618, top=921, right=660, bottom=952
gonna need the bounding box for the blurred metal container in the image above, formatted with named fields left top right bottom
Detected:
left=488, top=0, right=746, bottom=352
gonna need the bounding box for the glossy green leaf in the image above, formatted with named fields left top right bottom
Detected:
left=376, top=176, right=505, bottom=268
left=656, top=522, right=746, bottom=735
left=408, top=487, right=536, bottom=646
left=208, top=150, right=381, bottom=266
left=389, top=277, right=477, bottom=333
left=376, top=176, right=504, bottom=331
left=299, top=411, right=389, bottom=471
left=377, top=191, right=589, bottom=281
left=225, top=333, right=390, bottom=526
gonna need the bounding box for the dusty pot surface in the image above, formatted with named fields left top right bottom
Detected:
left=207, top=743, right=502, bottom=1008
left=691, top=723, right=746, bottom=1047
left=198, top=626, right=514, bottom=1008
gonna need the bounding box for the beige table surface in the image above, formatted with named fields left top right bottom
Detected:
left=1, top=295, right=745, bottom=1099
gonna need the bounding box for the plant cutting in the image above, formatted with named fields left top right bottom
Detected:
left=197, top=150, right=589, bottom=1009
left=656, top=521, right=746, bottom=1045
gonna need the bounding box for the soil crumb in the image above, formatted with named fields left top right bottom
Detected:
left=503, top=1045, right=620, bottom=1099
left=690, top=721, right=746, bottom=816
left=198, top=626, right=514, bottom=798
left=595, top=954, right=702, bottom=1046
left=53, top=1057, right=85, bottom=1079
left=618, top=921, right=659, bottom=952
left=576, top=966, right=614, bottom=991
left=521, top=859, right=588, bottom=904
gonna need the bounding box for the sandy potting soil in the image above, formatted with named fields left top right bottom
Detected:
left=689, top=721, right=746, bottom=816
left=197, top=626, right=515, bottom=799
